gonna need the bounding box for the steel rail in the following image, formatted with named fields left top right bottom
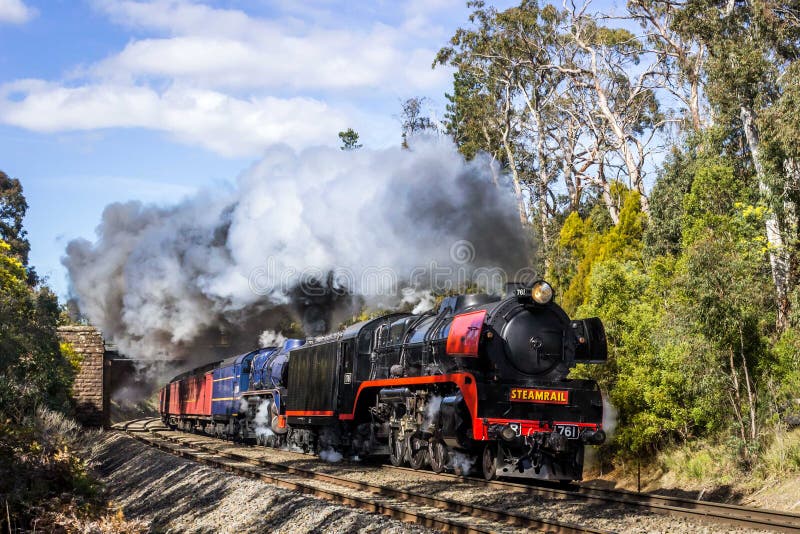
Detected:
left=385, top=465, right=800, bottom=533
left=123, top=418, right=607, bottom=534
left=123, top=419, right=800, bottom=532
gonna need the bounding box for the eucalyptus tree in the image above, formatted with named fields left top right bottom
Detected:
left=436, top=2, right=529, bottom=228
left=673, top=0, right=800, bottom=328
left=564, top=1, right=674, bottom=216
left=437, top=0, right=578, bottom=251
left=443, top=70, right=510, bottom=187
left=400, top=97, right=439, bottom=149
left=627, top=0, right=708, bottom=132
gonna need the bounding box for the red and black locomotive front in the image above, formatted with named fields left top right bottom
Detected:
left=456, top=282, right=607, bottom=480
left=402, top=281, right=607, bottom=480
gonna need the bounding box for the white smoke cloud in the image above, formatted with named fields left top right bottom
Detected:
left=449, top=451, right=475, bottom=475
left=64, top=138, right=531, bottom=363
left=253, top=398, right=274, bottom=439
left=319, top=448, right=344, bottom=463
left=423, top=395, right=443, bottom=430
left=258, top=330, right=286, bottom=348
left=403, top=288, right=436, bottom=315
left=602, top=393, right=618, bottom=440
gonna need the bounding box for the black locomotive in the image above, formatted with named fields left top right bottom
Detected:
left=161, top=280, right=608, bottom=481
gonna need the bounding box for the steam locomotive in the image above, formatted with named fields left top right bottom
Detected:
left=159, top=281, right=607, bottom=481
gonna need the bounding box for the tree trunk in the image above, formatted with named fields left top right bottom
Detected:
left=561, top=123, right=581, bottom=211
left=563, top=157, right=579, bottom=211
left=689, top=44, right=705, bottom=131
left=582, top=46, right=650, bottom=218
left=728, top=348, right=748, bottom=444
left=740, top=327, right=757, bottom=443
left=532, top=106, right=551, bottom=269
left=481, top=124, right=500, bottom=187
left=740, top=105, right=790, bottom=329
left=594, top=155, right=620, bottom=224
left=501, top=124, right=527, bottom=227
left=500, top=84, right=528, bottom=227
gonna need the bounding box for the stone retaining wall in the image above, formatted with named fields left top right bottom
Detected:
left=57, top=325, right=108, bottom=427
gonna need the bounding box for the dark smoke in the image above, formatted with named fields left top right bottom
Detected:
left=63, top=138, right=533, bottom=366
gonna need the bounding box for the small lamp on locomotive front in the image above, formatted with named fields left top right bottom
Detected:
left=531, top=280, right=554, bottom=304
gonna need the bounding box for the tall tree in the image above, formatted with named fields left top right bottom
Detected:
left=399, top=97, right=438, bottom=149
left=436, top=1, right=570, bottom=239
left=565, top=1, right=672, bottom=216
left=674, top=0, right=800, bottom=328
left=338, top=128, right=363, bottom=150
left=628, top=0, right=708, bottom=131
left=0, top=171, right=31, bottom=267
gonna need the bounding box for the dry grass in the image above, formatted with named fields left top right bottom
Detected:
left=0, top=408, right=148, bottom=533
left=587, top=426, right=800, bottom=507
left=758, top=427, right=800, bottom=477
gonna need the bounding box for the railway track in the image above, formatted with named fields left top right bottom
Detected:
left=118, top=418, right=800, bottom=533
left=121, top=418, right=606, bottom=533
left=385, top=466, right=800, bottom=533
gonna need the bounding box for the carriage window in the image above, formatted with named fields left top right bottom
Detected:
left=376, top=324, right=390, bottom=348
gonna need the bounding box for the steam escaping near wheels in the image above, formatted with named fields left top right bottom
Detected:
left=63, top=138, right=533, bottom=369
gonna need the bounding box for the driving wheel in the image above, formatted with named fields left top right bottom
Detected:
left=428, top=440, right=448, bottom=473
left=482, top=443, right=498, bottom=481
left=389, top=431, right=405, bottom=466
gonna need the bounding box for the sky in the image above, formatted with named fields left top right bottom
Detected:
left=0, top=0, right=527, bottom=297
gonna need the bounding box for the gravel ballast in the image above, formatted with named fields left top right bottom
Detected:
left=84, top=433, right=436, bottom=533
left=85, top=430, right=777, bottom=533
left=152, top=430, right=775, bottom=534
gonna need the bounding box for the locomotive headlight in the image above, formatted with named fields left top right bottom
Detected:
left=531, top=281, right=554, bottom=304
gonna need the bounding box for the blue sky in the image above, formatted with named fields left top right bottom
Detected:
left=2, top=0, right=635, bottom=298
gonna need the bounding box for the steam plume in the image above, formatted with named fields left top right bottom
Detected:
left=63, top=138, right=532, bottom=365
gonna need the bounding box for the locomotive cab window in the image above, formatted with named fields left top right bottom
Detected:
left=358, top=328, right=373, bottom=355
left=357, top=327, right=375, bottom=381
left=341, top=342, right=353, bottom=374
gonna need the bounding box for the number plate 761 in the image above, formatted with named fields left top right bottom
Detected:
left=555, top=424, right=580, bottom=439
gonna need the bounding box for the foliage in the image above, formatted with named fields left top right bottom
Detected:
left=399, top=97, right=438, bottom=148
left=555, top=185, right=645, bottom=313
left=0, top=240, right=74, bottom=421
left=560, top=156, right=785, bottom=462
left=0, top=409, right=147, bottom=533
left=0, top=173, right=136, bottom=531
left=337, top=128, right=363, bottom=150
left=643, top=147, right=696, bottom=257
left=0, top=171, right=31, bottom=268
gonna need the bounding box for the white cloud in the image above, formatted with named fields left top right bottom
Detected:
left=0, top=0, right=457, bottom=155
left=87, top=1, right=448, bottom=92
left=0, top=0, right=35, bottom=23
left=0, top=81, right=349, bottom=156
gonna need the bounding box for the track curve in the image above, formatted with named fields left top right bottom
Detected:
left=117, top=418, right=798, bottom=533
left=121, top=418, right=605, bottom=533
